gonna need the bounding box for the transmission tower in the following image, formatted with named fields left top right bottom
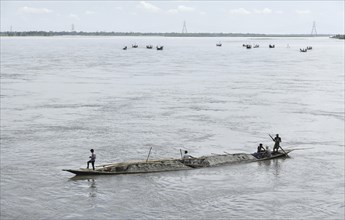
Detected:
left=71, top=24, right=75, bottom=32
left=182, top=21, right=188, bottom=34
left=310, top=21, right=317, bottom=36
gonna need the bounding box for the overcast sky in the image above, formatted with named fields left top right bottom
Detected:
left=1, top=1, right=344, bottom=34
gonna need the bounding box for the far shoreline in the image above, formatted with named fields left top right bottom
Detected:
left=0, top=31, right=338, bottom=38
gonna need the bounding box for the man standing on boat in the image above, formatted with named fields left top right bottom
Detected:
left=87, top=149, right=96, bottom=170
left=272, top=134, right=282, bottom=153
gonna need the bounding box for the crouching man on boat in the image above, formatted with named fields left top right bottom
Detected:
left=253, top=143, right=266, bottom=158
left=87, top=149, right=96, bottom=170
left=183, top=151, right=194, bottom=159
left=256, top=143, right=266, bottom=158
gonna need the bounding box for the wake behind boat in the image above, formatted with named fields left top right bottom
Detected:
left=63, top=149, right=293, bottom=176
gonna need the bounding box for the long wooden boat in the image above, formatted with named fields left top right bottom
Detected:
left=63, top=150, right=293, bottom=176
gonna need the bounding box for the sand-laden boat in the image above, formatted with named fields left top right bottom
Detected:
left=63, top=150, right=293, bottom=176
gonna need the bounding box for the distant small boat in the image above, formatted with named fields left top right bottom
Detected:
left=307, top=46, right=313, bottom=50
left=132, top=44, right=138, bottom=48
left=123, top=46, right=127, bottom=50
left=146, top=45, right=153, bottom=49
left=253, top=44, right=259, bottom=48
left=216, top=43, right=222, bottom=47
left=300, top=48, right=307, bottom=52
left=156, top=46, right=164, bottom=50
left=269, top=44, right=275, bottom=48
left=246, top=45, right=252, bottom=49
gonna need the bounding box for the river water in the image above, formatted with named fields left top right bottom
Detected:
left=1, top=36, right=344, bottom=219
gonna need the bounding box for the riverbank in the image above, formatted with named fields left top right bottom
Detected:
left=0, top=31, right=332, bottom=37
left=330, top=34, right=345, bottom=39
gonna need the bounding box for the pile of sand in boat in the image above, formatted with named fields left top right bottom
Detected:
left=64, top=152, right=264, bottom=175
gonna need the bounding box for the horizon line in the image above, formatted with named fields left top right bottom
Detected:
left=0, top=31, right=339, bottom=36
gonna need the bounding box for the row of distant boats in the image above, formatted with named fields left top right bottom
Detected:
left=123, top=43, right=313, bottom=52
left=239, top=43, right=313, bottom=52
left=241, top=44, right=274, bottom=49
left=299, top=46, right=313, bottom=52
left=216, top=43, right=276, bottom=48
left=123, top=44, right=163, bottom=50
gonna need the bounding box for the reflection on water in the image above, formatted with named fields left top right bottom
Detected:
left=257, top=157, right=290, bottom=176
left=69, top=176, right=97, bottom=198
left=88, top=179, right=97, bottom=198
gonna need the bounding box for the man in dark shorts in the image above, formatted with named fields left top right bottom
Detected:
left=87, top=149, right=96, bottom=170
left=273, top=134, right=282, bottom=153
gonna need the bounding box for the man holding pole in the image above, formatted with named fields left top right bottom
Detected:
left=271, top=134, right=281, bottom=153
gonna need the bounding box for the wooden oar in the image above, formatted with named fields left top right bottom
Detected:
left=279, top=146, right=288, bottom=156
left=268, top=134, right=275, bottom=141
left=146, top=147, right=153, bottom=162
left=285, top=147, right=313, bottom=151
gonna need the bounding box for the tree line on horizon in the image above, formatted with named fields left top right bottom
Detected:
left=0, top=31, right=335, bottom=37
left=330, top=34, right=345, bottom=39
